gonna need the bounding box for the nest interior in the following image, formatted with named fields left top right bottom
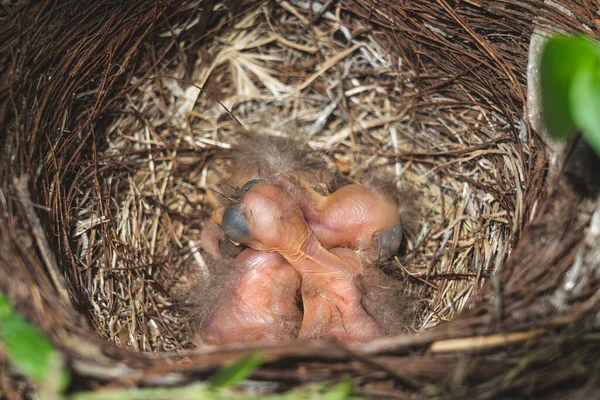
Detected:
left=1, top=0, right=600, bottom=398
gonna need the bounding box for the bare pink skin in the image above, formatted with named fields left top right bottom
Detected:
left=215, top=183, right=384, bottom=342
left=297, top=245, right=383, bottom=341
left=199, top=217, right=224, bottom=259
left=230, top=150, right=400, bottom=251
left=200, top=249, right=302, bottom=345
left=229, top=171, right=401, bottom=253
left=295, top=181, right=401, bottom=251
left=228, top=166, right=401, bottom=254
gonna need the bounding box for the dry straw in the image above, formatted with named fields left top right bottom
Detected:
left=1, top=0, right=599, bottom=398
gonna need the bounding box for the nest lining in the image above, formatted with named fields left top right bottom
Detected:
left=69, top=0, right=521, bottom=352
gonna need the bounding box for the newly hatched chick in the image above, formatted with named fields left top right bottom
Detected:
left=191, top=137, right=314, bottom=344
left=195, top=248, right=302, bottom=345
left=199, top=135, right=328, bottom=259
left=215, top=182, right=385, bottom=342
left=198, top=217, right=225, bottom=260
left=293, top=180, right=402, bottom=259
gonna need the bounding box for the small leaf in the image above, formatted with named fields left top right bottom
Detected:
left=275, top=380, right=356, bottom=400
left=0, top=293, right=70, bottom=390
left=540, top=35, right=598, bottom=139
left=570, top=65, right=600, bottom=155
left=322, top=379, right=353, bottom=400
left=210, top=353, right=264, bottom=388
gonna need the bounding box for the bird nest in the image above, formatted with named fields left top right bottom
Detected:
left=1, top=0, right=600, bottom=398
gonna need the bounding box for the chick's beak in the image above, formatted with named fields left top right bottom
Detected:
left=212, top=206, right=225, bottom=225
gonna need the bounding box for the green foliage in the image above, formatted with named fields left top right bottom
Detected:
left=320, top=379, right=353, bottom=400
left=210, top=352, right=265, bottom=388
left=540, top=35, right=600, bottom=154
left=0, top=293, right=70, bottom=391
left=570, top=63, right=600, bottom=153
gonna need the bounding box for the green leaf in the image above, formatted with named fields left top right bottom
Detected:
left=321, top=379, right=353, bottom=400
left=540, top=35, right=599, bottom=139
left=570, top=65, right=600, bottom=155
left=0, top=293, right=70, bottom=391
left=275, top=380, right=355, bottom=400
left=209, top=353, right=264, bottom=388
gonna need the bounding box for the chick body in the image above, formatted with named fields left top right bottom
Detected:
left=199, top=248, right=302, bottom=345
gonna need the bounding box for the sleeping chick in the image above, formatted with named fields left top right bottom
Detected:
left=199, top=135, right=330, bottom=259
left=195, top=248, right=302, bottom=345
left=292, top=179, right=402, bottom=260
left=214, top=181, right=387, bottom=342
